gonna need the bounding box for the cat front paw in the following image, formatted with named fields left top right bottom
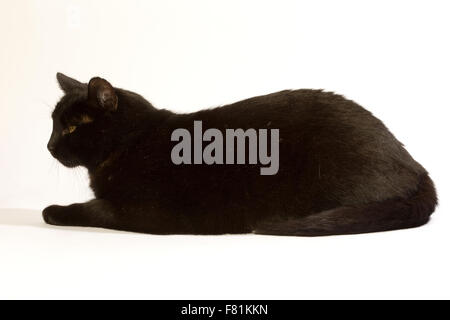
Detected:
left=43, top=205, right=67, bottom=225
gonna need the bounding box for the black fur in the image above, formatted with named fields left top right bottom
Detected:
left=44, top=73, right=437, bottom=236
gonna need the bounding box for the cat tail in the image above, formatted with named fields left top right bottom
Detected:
left=254, top=174, right=437, bottom=236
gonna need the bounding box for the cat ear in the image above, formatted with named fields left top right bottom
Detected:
left=56, top=73, right=84, bottom=92
left=88, top=77, right=118, bottom=112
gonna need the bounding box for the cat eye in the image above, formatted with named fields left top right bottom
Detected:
left=62, top=125, right=77, bottom=135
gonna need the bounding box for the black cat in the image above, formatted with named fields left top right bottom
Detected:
left=43, top=73, right=437, bottom=236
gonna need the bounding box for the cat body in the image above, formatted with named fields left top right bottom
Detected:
left=44, top=73, right=437, bottom=236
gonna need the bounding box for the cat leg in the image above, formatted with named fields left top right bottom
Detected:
left=43, top=199, right=193, bottom=234
left=254, top=174, right=436, bottom=236
left=43, top=199, right=118, bottom=229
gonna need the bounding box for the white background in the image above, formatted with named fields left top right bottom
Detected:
left=0, top=0, right=449, bottom=299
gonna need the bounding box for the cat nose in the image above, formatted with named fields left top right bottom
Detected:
left=47, top=142, right=56, bottom=153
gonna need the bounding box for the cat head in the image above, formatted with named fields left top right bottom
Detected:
left=48, top=73, right=121, bottom=168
